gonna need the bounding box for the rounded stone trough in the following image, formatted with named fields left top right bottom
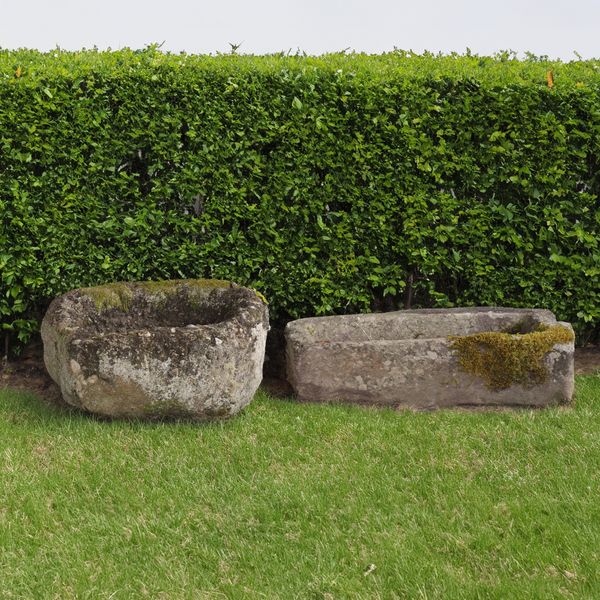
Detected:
left=41, top=279, right=269, bottom=419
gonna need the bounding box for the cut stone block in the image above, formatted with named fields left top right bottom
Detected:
left=42, top=279, right=268, bottom=419
left=285, top=308, right=574, bottom=409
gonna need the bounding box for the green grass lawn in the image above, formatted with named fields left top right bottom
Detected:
left=1, top=377, right=600, bottom=599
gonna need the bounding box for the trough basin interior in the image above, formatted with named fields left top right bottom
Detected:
left=76, top=282, right=243, bottom=334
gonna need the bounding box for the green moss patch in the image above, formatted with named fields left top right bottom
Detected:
left=449, top=324, right=574, bottom=390
left=135, top=279, right=232, bottom=295
left=81, top=283, right=135, bottom=312
left=81, top=279, right=234, bottom=313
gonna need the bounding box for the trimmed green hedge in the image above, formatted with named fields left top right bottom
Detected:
left=1, top=48, right=599, bottom=349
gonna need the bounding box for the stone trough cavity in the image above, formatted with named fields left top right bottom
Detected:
left=41, top=279, right=269, bottom=419
left=285, top=308, right=574, bottom=410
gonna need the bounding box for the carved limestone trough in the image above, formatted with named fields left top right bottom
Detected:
left=285, top=308, right=574, bottom=409
left=42, top=279, right=269, bottom=419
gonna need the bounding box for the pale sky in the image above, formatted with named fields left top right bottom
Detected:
left=1, top=0, right=598, bottom=59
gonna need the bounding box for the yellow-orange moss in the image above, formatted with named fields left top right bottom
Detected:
left=253, top=289, right=268, bottom=305
left=449, top=324, right=574, bottom=390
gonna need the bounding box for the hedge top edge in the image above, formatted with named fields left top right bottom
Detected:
left=2, top=47, right=600, bottom=86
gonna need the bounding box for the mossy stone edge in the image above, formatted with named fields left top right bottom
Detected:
left=80, top=279, right=267, bottom=312
left=449, top=324, right=575, bottom=390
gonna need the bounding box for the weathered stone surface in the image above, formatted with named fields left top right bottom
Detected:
left=285, top=308, right=574, bottom=409
left=42, top=279, right=269, bottom=419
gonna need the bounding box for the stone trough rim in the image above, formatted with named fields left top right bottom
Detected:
left=51, top=278, right=268, bottom=334
left=285, top=306, right=561, bottom=344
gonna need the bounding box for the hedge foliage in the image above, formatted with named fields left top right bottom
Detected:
left=1, top=48, right=599, bottom=349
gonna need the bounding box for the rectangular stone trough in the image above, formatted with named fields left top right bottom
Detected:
left=285, top=308, right=575, bottom=410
